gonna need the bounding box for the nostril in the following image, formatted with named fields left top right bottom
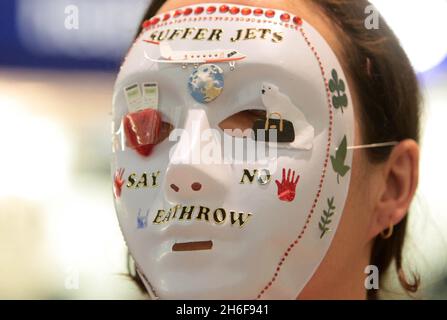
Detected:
left=170, top=184, right=180, bottom=192
left=191, top=182, right=202, bottom=191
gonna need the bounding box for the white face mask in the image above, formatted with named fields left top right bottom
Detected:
left=112, top=3, right=354, bottom=299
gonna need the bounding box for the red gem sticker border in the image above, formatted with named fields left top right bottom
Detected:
left=141, top=4, right=303, bottom=30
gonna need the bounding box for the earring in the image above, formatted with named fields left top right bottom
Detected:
left=380, top=223, right=394, bottom=239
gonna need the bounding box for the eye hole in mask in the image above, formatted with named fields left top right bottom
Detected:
left=219, top=109, right=266, bottom=137
left=219, top=109, right=296, bottom=143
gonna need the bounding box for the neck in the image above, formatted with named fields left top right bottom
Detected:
left=297, top=242, right=373, bottom=300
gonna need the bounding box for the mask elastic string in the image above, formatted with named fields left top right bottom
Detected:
left=136, top=269, right=159, bottom=300
left=337, top=141, right=399, bottom=151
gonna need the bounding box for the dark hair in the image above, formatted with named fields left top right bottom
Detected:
left=129, top=0, right=421, bottom=299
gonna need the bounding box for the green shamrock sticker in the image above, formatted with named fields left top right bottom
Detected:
left=329, top=69, right=348, bottom=113
left=331, top=135, right=351, bottom=184
left=319, top=197, right=336, bottom=239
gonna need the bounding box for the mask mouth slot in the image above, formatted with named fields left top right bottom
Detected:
left=172, top=240, right=213, bottom=252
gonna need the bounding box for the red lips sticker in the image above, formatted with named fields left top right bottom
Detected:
left=124, top=109, right=161, bottom=157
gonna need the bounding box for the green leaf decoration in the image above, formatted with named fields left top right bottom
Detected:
left=331, top=135, right=351, bottom=184
left=329, top=69, right=348, bottom=114
left=319, top=197, right=336, bottom=239
left=327, top=197, right=336, bottom=210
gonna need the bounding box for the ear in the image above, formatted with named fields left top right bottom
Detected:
left=368, top=139, right=419, bottom=239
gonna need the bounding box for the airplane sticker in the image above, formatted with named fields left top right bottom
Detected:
left=143, top=40, right=246, bottom=70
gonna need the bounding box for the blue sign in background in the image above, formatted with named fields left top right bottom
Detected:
left=0, top=0, right=150, bottom=71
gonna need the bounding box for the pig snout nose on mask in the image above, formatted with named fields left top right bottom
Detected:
left=164, top=110, right=231, bottom=204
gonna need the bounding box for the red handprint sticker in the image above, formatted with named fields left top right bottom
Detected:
left=114, top=168, right=125, bottom=199
left=275, top=168, right=300, bottom=202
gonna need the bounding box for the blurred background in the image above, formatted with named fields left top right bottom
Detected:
left=0, top=0, right=446, bottom=299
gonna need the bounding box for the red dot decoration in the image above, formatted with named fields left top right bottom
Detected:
left=173, top=9, right=182, bottom=17
left=293, top=16, right=303, bottom=25
left=207, top=6, right=216, bottom=14
left=194, top=6, right=204, bottom=14
left=265, top=10, right=275, bottom=18
left=241, top=8, right=252, bottom=15
left=254, top=8, right=263, bottom=16
left=280, top=13, right=290, bottom=22
left=220, top=4, right=229, bottom=13
left=230, top=6, right=240, bottom=15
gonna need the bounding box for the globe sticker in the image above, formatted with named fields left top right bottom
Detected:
left=188, top=64, right=224, bottom=104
